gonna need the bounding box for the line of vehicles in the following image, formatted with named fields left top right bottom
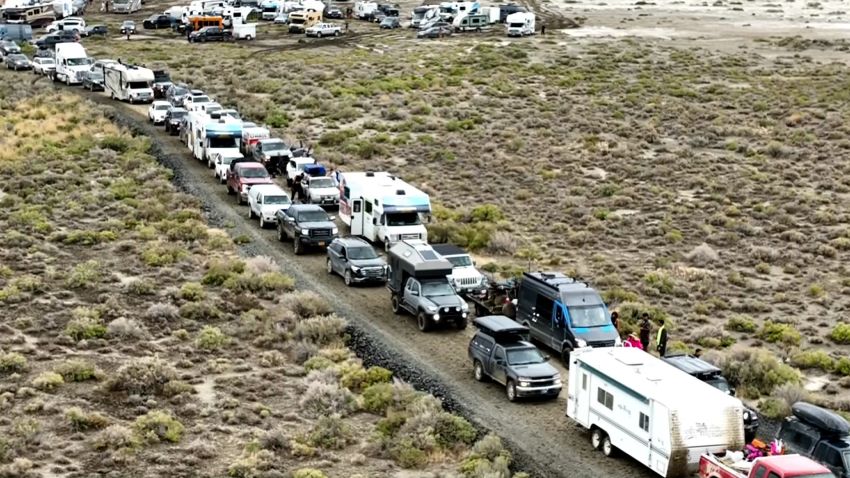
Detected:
left=2, top=15, right=849, bottom=478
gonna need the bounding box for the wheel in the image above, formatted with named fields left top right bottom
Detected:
left=277, top=224, right=286, bottom=242
left=293, top=237, right=303, bottom=255
left=384, top=239, right=391, bottom=252
left=316, top=31, right=322, bottom=37
left=246, top=34, right=253, bottom=40
left=391, top=294, right=401, bottom=314
left=248, top=207, right=255, bottom=219
left=417, top=312, right=433, bottom=332
left=334, top=30, right=339, bottom=36
left=591, top=428, right=605, bottom=450
left=601, top=435, right=616, bottom=458
left=561, top=347, right=573, bottom=368
left=326, top=258, right=334, bottom=275
left=506, top=380, right=517, bottom=402
left=259, top=216, right=265, bottom=228
left=473, top=360, right=487, bottom=382
left=344, top=269, right=352, bottom=287
left=455, top=317, right=467, bottom=330
left=65, top=75, right=70, bottom=85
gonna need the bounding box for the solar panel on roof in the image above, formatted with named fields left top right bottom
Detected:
left=420, top=250, right=439, bottom=261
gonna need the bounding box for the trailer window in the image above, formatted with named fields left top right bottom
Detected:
left=639, top=413, right=649, bottom=432
left=596, top=388, right=613, bottom=410
left=364, top=201, right=373, bottom=214
left=353, top=201, right=361, bottom=213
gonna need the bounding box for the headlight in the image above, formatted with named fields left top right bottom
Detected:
left=454, top=306, right=460, bottom=312
left=433, top=313, right=440, bottom=321
left=350, top=265, right=361, bottom=273
left=576, top=338, right=588, bottom=348
left=331, top=227, right=338, bottom=234
left=462, top=312, right=468, bottom=318
left=520, top=381, right=530, bottom=387
left=301, top=228, right=309, bottom=235
left=554, top=378, right=562, bottom=385
left=426, top=306, right=437, bottom=313
left=743, top=411, right=750, bottom=420
left=442, top=307, right=449, bottom=313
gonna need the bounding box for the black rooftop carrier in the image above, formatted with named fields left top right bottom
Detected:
left=792, top=402, right=850, bottom=436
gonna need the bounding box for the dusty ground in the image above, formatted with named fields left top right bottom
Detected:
left=0, top=80, right=530, bottom=478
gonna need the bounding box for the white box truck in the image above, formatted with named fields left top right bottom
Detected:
left=103, top=64, right=154, bottom=103
left=338, top=171, right=431, bottom=251
left=505, top=11, right=533, bottom=36
left=52, top=42, right=91, bottom=85
left=566, top=347, right=745, bottom=478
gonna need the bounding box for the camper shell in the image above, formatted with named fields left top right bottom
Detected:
left=567, top=347, right=746, bottom=478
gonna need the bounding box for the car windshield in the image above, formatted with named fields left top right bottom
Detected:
left=240, top=167, right=269, bottom=178
left=347, top=246, right=377, bottom=260
left=171, top=111, right=186, bottom=118
left=122, top=21, right=134, bottom=26
left=194, top=96, right=210, bottom=103
left=310, top=178, right=334, bottom=188
left=8, top=55, right=26, bottom=61
left=706, top=377, right=731, bottom=394
left=264, top=142, right=286, bottom=151
left=422, top=281, right=455, bottom=297
left=128, top=81, right=149, bottom=89
left=210, top=137, right=238, bottom=148
left=155, top=104, right=169, bottom=110
left=223, top=110, right=240, bottom=119
left=381, top=18, right=395, bottom=24
left=297, top=211, right=329, bottom=222
left=446, top=255, right=472, bottom=267
left=220, top=156, right=234, bottom=165
left=568, top=305, right=609, bottom=328
left=265, top=195, right=290, bottom=205
left=386, top=212, right=421, bottom=226
left=67, top=57, right=91, bottom=66
left=171, top=86, right=188, bottom=96
left=507, top=348, right=546, bottom=366
left=42, top=59, right=55, bottom=64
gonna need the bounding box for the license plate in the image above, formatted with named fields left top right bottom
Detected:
left=318, top=242, right=325, bottom=246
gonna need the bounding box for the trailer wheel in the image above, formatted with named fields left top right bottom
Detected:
left=391, top=294, right=401, bottom=314
left=601, top=435, right=616, bottom=458
left=590, top=428, right=605, bottom=450
left=417, top=312, right=432, bottom=332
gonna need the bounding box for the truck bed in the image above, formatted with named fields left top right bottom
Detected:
left=699, top=453, right=752, bottom=478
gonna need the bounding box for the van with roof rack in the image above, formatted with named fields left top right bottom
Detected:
left=515, top=271, right=620, bottom=364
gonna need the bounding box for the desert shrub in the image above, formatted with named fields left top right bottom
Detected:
left=362, top=382, right=395, bottom=414
left=615, top=302, right=668, bottom=325
left=791, top=350, right=834, bottom=371
left=109, top=356, right=178, bottom=396
left=227, top=450, right=274, bottom=478
left=834, top=357, right=850, bottom=376
left=54, top=360, right=99, bottom=382
left=830, top=323, right=850, bottom=344
left=304, top=356, right=335, bottom=371
left=179, top=282, right=206, bottom=302
left=306, top=414, right=354, bottom=449
left=294, top=315, right=347, bottom=346
left=759, top=321, right=801, bottom=346
left=132, top=410, right=184, bottom=444
left=759, top=397, right=791, bottom=419
left=292, top=469, right=327, bottom=478
left=391, top=439, right=429, bottom=468
left=142, top=242, right=188, bottom=267
left=31, top=372, right=63, bottom=392
left=773, top=382, right=810, bottom=408
left=470, top=204, right=504, bottom=223
left=179, top=301, right=223, bottom=322
left=65, top=316, right=107, bottom=341
left=643, top=271, right=675, bottom=295
left=0, top=352, right=26, bottom=374
left=106, top=317, right=148, bottom=339
left=0, top=458, right=37, bottom=477
left=486, top=230, right=518, bottom=255
left=66, top=260, right=102, bottom=288
left=299, top=380, right=358, bottom=417
left=725, top=315, right=757, bottom=333
left=709, top=349, right=801, bottom=398
left=202, top=258, right=246, bottom=286
left=92, top=424, right=138, bottom=451
left=340, top=364, right=392, bottom=392
left=66, top=407, right=110, bottom=431
left=284, top=291, right=333, bottom=318
left=126, top=278, right=157, bottom=296
left=144, top=302, right=179, bottom=321
left=434, top=413, right=477, bottom=448
left=223, top=272, right=294, bottom=294
left=196, top=326, right=229, bottom=350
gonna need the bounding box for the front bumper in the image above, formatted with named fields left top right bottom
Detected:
left=516, top=384, right=562, bottom=397
left=350, top=268, right=387, bottom=283
left=297, top=235, right=337, bottom=247
left=428, top=310, right=468, bottom=323
left=311, top=196, right=339, bottom=206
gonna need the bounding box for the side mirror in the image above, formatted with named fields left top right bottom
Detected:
left=411, top=290, right=419, bottom=296
left=543, top=355, right=550, bottom=362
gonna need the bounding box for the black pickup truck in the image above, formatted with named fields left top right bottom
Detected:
left=275, top=204, right=338, bottom=255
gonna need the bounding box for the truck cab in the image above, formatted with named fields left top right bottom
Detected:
left=468, top=315, right=561, bottom=402
left=387, top=240, right=468, bottom=332
left=515, top=272, right=620, bottom=364
left=779, top=403, right=850, bottom=478
left=53, top=42, right=91, bottom=85
left=432, top=243, right=486, bottom=293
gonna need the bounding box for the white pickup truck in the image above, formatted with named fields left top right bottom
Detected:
left=247, top=184, right=292, bottom=228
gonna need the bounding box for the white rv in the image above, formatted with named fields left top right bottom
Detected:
left=110, top=0, right=141, bottom=13
left=186, top=113, right=243, bottom=165
left=52, top=42, right=91, bottom=85
left=438, top=1, right=477, bottom=21
left=354, top=0, right=377, bottom=19
left=566, top=347, right=745, bottom=478
left=452, top=12, right=490, bottom=31
left=338, top=171, right=431, bottom=251
left=505, top=11, right=533, bottom=36
left=410, top=5, right=438, bottom=28
left=103, top=64, right=154, bottom=103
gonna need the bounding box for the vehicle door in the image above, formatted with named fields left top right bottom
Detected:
left=350, top=199, right=364, bottom=235
left=254, top=192, right=263, bottom=214
left=403, top=278, right=420, bottom=310
left=553, top=301, right=569, bottom=351
left=491, top=345, right=507, bottom=385
left=330, top=244, right=346, bottom=274
left=362, top=200, right=375, bottom=240
left=812, top=443, right=846, bottom=477
left=282, top=207, right=297, bottom=234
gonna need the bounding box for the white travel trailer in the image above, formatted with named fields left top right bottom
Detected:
left=505, top=11, right=533, bottom=36
left=354, top=0, right=377, bottom=18
left=338, top=171, right=431, bottom=251
left=566, top=347, right=745, bottom=478
left=452, top=11, right=490, bottom=31
left=438, top=0, right=477, bottom=20
left=52, top=42, right=91, bottom=84
left=110, top=0, right=141, bottom=13
left=103, top=64, right=154, bottom=103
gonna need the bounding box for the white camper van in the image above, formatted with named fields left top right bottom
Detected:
left=505, top=11, right=533, bottom=36
left=338, top=171, right=431, bottom=251
left=103, top=64, right=154, bottom=103
left=110, top=0, right=141, bottom=13
left=52, top=42, right=90, bottom=85
left=566, top=347, right=745, bottom=478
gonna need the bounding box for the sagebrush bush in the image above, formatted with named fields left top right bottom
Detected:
left=202, top=258, right=246, bottom=286
left=65, top=316, right=107, bottom=341
left=106, top=317, right=148, bottom=339
left=144, top=302, right=179, bottom=321
left=196, top=326, right=229, bottom=350
left=66, top=407, right=110, bottom=431
left=65, top=260, right=102, bottom=288
left=791, top=350, right=834, bottom=371
left=132, top=410, right=184, bottom=444
left=830, top=323, right=850, bottom=344
left=109, top=356, right=178, bottom=396
left=126, top=278, right=157, bottom=296
left=759, top=321, right=801, bottom=346
left=294, top=315, right=346, bottom=346
left=179, top=301, right=223, bottom=322
left=708, top=349, right=801, bottom=398
left=340, top=364, right=392, bottom=392
left=54, top=359, right=99, bottom=382
left=292, top=469, right=327, bottom=478
left=92, top=424, right=137, bottom=451
left=725, top=315, right=757, bottom=333
left=0, top=352, right=27, bottom=374
left=299, top=380, right=358, bottom=418
left=758, top=397, right=791, bottom=419
left=284, top=291, right=333, bottom=319
left=179, top=282, right=206, bottom=302
left=223, top=271, right=294, bottom=294
left=31, top=371, right=63, bottom=391
left=307, top=414, right=354, bottom=449
left=773, top=382, right=810, bottom=409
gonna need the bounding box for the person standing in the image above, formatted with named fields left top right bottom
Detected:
left=610, top=311, right=619, bottom=331
left=638, top=313, right=651, bottom=351
left=541, top=23, right=545, bottom=35
left=656, top=319, right=669, bottom=357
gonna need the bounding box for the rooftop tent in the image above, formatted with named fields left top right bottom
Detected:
left=303, top=164, right=326, bottom=177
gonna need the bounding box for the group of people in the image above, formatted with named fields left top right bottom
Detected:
left=611, top=311, right=669, bottom=357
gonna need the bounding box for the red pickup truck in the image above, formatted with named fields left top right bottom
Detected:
left=700, top=453, right=835, bottom=478
left=226, top=162, right=273, bottom=205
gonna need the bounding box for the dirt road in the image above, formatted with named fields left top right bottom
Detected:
left=24, top=75, right=659, bottom=478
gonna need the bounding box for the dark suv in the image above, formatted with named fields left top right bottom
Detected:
left=326, top=237, right=387, bottom=286
left=779, top=402, right=850, bottom=478
left=164, top=107, right=187, bottom=135
left=514, top=272, right=620, bottom=364
left=663, top=354, right=759, bottom=442
left=275, top=204, right=338, bottom=255
left=468, top=315, right=562, bottom=402
left=143, top=14, right=176, bottom=29
left=189, top=26, right=231, bottom=42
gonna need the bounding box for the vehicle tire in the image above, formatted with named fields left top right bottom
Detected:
left=601, top=435, right=616, bottom=458
left=561, top=346, right=572, bottom=368
left=417, top=311, right=432, bottom=332
left=344, top=269, right=352, bottom=287
left=455, top=317, right=467, bottom=330
left=391, top=294, right=401, bottom=315
left=591, top=428, right=605, bottom=450
left=293, top=237, right=303, bottom=255
left=506, top=380, right=518, bottom=402
left=246, top=34, right=253, bottom=40
left=384, top=238, right=391, bottom=252
left=259, top=216, right=265, bottom=228
left=316, top=31, right=322, bottom=37
left=277, top=223, right=287, bottom=242
left=326, top=258, right=334, bottom=275
left=473, top=360, right=487, bottom=382
left=248, top=207, right=255, bottom=219
left=334, top=30, right=339, bottom=36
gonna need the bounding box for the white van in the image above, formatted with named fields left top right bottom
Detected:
left=505, top=11, right=534, bottom=36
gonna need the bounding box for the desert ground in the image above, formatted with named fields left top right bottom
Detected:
left=2, top=0, right=850, bottom=475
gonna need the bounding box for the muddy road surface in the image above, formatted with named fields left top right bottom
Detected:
left=51, top=80, right=655, bottom=478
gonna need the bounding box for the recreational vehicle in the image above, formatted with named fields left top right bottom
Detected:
left=410, top=5, right=438, bottom=27
left=338, top=171, right=431, bottom=251
left=505, top=11, right=533, bottom=36
left=287, top=9, right=320, bottom=32
left=438, top=0, right=477, bottom=21
left=1, top=3, right=55, bottom=27
left=110, top=0, right=141, bottom=14
left=187, top=113, right=243, bottom=165
left=103, top=64, right=154, bottom=103
left=452, top=12, right=490, bottom=31
left=567, top=347, right=745, bottom=478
